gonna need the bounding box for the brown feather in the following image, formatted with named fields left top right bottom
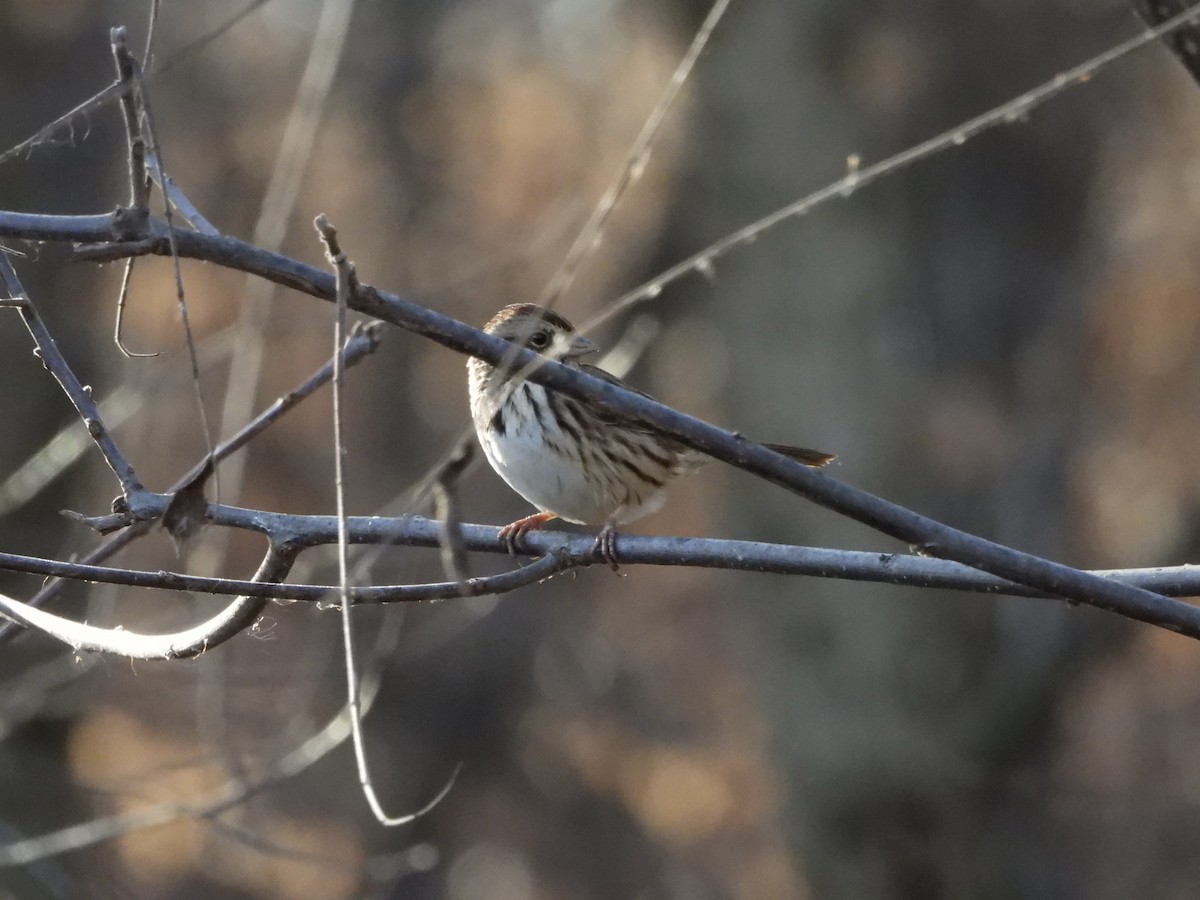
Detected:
left=579, top=365, right=834, bottom=467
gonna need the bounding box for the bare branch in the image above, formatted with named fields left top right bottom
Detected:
left=110, top=27, right=150, bottom=211
left=3, top=5, right=1200, bottom=642
left=0, top=252, right=147, bottom=503
left=0, top=210, right=132, bottom=242
left=145, top=150, right=218, bottom=235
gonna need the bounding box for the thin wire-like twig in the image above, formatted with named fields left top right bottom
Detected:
left=110, top=29, right=158, bottom=358
left=140, top=103, right=220, bottom=474
left=580, top=1, right=1200, bottom=334
left=107, top=30, right=221, bottom=484
left=210, top=0, right=357, bottom=569
left=113, top=258, right=158, bottom=358
left=0, top=546, right=568, bottom=604
left=0, top=1, right=272, bottom=168
left=537, top=0, right=733, bottom=310
left=142, top=0, right=162, bottom=72
left=145, top=149, right=218, bottom=235
left=318, top=215, right=457, bottom=827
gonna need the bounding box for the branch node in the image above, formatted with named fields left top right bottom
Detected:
left=112, top=205, right=150, bottom=241
left=61, top=509, right=129, bottom=535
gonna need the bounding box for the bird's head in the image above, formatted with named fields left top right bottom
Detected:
left=481, top=304, right=596, bottom=363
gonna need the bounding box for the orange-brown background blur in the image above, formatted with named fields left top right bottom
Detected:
left=2, top=1, right=1200, bottom=898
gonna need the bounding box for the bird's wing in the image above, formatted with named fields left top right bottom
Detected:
left=575, top=364, right=661, bottom=430
left=575, top=365, right=834, bottom=467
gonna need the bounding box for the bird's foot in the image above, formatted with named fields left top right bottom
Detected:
left=592, top=523, right=622, bottom=572
left=497, top=511, right=557, bottom=556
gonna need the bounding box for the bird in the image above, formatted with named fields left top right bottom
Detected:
left=467, top=303, right=834, bottom=568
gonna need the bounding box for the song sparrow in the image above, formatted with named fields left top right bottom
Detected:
left=468, top=303, right=834, bottom=568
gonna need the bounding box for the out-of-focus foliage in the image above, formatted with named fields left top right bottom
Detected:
left=2, top=0, right=1200, bottom=898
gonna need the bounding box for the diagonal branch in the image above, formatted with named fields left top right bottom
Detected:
left=0, top=252, right=147, bottom=503
left=61, top=222, right=1190, bottom=630
left=1130, top=0, right=1200, bottom=87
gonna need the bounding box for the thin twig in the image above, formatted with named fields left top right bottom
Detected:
left=108, top=29, right=152, bottom=363
left=582, top=1, right=1200, bottom=333
left=537, top=0, right=733, bottom=309
left=0, top=545, right=567, bottom=604
left=0, top=2, right=271, bottom=168
left=1130, top=0, right=1200, bottom=86
left=113, top=258, right=159, bottom=357
left=0, top=83, right=124, bottom=168
left=210, top=0, right=356, bottom=568
left=145, top=149, right=218, bottom=235
left=431, top=437, right=474, bottom=584
left=138, top=86, right=221, bottom=488
left=317, top=214, right=452, bottom=827
left=110, top=27, right=149, bottom=211
left=142, top=0, right=162, bottom=72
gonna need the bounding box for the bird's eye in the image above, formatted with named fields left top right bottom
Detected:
left=529, top=331, right=550, bottom=349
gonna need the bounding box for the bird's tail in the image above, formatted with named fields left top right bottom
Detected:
left=761, top=443, right=836, bottom=467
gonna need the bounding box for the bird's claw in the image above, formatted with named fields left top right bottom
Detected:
left=497, top=511, right=556, bottom=557
left=592, top=523, right=621, bottom=572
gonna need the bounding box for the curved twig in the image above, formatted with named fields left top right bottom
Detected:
left=0, top=545, right=292, bottom=659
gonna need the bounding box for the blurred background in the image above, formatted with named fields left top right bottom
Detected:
left=2, top=0, right=1200, bottom=897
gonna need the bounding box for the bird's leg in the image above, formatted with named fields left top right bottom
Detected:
left=497, top=511, right=557, bottom=556
left=592, top=520, right=622, bottom=572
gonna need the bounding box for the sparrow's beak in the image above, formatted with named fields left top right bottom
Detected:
left=565, top=334, right=596, bottom=359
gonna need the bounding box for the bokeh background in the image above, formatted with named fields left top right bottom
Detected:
left=2, top=0, right=1200, bottom=897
